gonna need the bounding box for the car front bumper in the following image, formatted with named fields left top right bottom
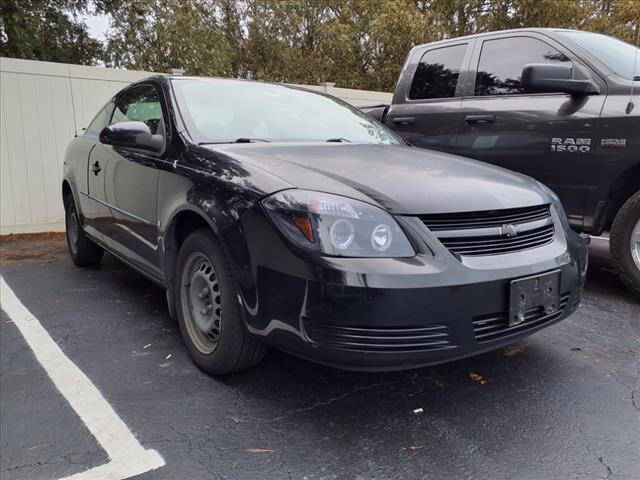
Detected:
left=239, top=211, right=588, bottom=371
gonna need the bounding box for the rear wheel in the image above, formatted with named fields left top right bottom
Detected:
left=610, top=191, right=640, bottom=299
left=64, top=193, right=103, bottom=266
left=175, top=229, right=266, bottom=374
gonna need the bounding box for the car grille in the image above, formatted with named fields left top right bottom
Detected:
left=472, top=293, right=570, bottom=343
left=303, top=323, right=454, bottom=353
left=420, top=204, right=551, bottom=231
left=439, top=224, right=555, bottom=256
left=420, top=204, right=555, bottom=256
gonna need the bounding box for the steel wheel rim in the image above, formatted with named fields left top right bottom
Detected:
left=181, top=252, right=222, bottom=354
left=631, top=218, right=640, bottom=273
left=68, top=210, right=79, bottom=254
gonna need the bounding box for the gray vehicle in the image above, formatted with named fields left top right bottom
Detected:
left=363, top=29, right=640, bottom=298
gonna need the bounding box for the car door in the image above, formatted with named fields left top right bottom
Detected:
left=83, top=101, right=114, bottom=240
left=455, top=33, right=606, bottom=228
left=384, top=41, right=473, bottom=152
left=89, top=83, right=167, bottom=277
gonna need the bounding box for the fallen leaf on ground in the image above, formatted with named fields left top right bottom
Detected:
left=401, top=444, right=424, bottom=451
left=165, top=353, right=172, bottom=360
left=246, top=448, right=276, bottom=453
left=143, top=343, right=152, bottom=349
left=503, top=346, right=525, bottom=357
left=469, top=372, right=487, bottom=385
left=412, top=408, right=424, bottom=415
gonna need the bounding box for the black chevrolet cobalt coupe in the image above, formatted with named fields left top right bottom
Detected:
left=63, top=76, right=587, bottom=374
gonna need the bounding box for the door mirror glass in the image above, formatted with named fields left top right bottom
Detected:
left=521, top=63, right=599, bottom=95
left=99, top=121, right=164, bottom=152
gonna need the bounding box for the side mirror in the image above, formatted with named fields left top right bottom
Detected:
left=99, top=121, right=164, bottom=152
left=521, top=63, right=599, bottom=96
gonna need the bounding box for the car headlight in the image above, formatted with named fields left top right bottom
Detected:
left=262, top=189, right=415, bottom=257
left=537, top=181, right=569, bottom=230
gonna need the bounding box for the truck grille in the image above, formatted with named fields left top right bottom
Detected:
left=420, top=204, right=555, bottom=257
left=420, top=204, right=551, bottom=231
left=303, top=323, right=454, bottom=353
left=472, top=293, right=570, bottom=343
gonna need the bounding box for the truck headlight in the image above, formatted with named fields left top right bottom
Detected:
left=262, top=189, right=415, bottom=257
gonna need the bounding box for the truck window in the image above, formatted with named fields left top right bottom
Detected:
left=474, top=37, right=572, bottom=96
left=408, top=44, right=468, bottom=100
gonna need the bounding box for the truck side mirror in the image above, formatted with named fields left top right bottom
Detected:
left=99, top=121, right=164, bottom=153
left=521, top=63, right=599, bottom=96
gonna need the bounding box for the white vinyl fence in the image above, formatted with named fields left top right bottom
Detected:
left=0, top=57, right=391, bottom=235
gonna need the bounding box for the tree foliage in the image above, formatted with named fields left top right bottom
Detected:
left=2, top=0, right=639, bottom=90
left=0, top=0, right=102, bottom=64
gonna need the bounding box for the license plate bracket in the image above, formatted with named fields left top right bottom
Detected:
left=509, top=270, right=561, bottom=326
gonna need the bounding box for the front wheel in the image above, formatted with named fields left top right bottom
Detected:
left=610, top=191, right=640, bottom=299
left=175, top=229, right=266, bottom=374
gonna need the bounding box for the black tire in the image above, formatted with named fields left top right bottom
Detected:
left=64, top=193, right=104, bottom=267
left=175, top=229, right=266, bottom=374
left=610, top=191, right=640, bottom=300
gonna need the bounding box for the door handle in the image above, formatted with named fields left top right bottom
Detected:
left=91, top=160, right=102, bottom=175
left=391, top=116, right=415, bottom=125
left=465, top=114, right=495, bottom=124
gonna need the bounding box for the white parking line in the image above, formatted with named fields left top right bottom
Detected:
left=0, top=277, right=165, bottom=480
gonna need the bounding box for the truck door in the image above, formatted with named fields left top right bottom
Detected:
left=100, top=84, right=166, bottom=277
left=455, top=33, right=605, bottom=228
left=384, top=41, right=473, bottom=152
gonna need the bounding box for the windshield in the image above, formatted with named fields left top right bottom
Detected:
left=557, top=30, right=640, bottom=80
left=171, top=78, right=400, bottom=144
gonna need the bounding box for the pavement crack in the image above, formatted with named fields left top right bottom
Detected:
left=265, top=379, right=402, bottom=422
left=579, top=425, right=617, bottom=480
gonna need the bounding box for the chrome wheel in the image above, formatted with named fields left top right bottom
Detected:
left=180, top=252, right=222, bottom=354
left=631, top=218, right=640, bottom=272
left=68, top=209, right=79, bottom=255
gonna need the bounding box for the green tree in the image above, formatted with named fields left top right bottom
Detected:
left=103, top=0, right=237, bottom=76
left=0, top=0, right=103, bottom=64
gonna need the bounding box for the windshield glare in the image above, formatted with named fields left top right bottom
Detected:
left=172, top=79, right=400, bottom=145
left=557, top=30, right=640, bottom=80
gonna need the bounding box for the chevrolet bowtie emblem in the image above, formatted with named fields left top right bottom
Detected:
left=500, top=224, right=518, bottom=237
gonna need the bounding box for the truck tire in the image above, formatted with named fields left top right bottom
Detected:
left=64, top=193, right=104, bottom=266
left=175, top=229, right=266, bottom=374
left=610, top=191, right=640, bottom=300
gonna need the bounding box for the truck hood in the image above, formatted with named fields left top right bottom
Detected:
left=205, top=143, right=548, bottom=215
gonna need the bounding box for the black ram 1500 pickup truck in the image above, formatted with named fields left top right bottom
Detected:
left=362, top=28, right=640, bottom=298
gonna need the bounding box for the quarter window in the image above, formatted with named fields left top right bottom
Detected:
left=475, top=37, right=572, bottom=96
left=409, top=44, right=468, bottom=100
left=111, top=85, right=165, bottom=136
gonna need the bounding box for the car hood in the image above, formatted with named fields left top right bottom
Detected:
left=205, top=143, right=548, bottom=215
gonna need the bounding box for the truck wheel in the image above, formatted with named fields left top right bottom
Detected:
left=610, top=191, right=640, bottom=299
left=64, top=193, right=104, bottom=266
left=175, top=229, right=266, bottom=374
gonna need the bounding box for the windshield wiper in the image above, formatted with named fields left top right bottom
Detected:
left=198, top=138, right=270, bottom=145
left=325, top=137, right=351, bottom=143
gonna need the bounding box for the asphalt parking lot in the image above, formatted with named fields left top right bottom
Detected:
left=0, top=236, right=638, bottom=480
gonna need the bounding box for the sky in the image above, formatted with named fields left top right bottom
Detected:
left=82, top=13, right=111, bottom=41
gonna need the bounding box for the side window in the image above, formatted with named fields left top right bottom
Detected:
left=409, top=44, right=468, bottom=100
left=111, top=85, right=165, bottom=136
left=475, top=37, right=572, bottom=96
left=84, top=102, right=114, bottom=138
